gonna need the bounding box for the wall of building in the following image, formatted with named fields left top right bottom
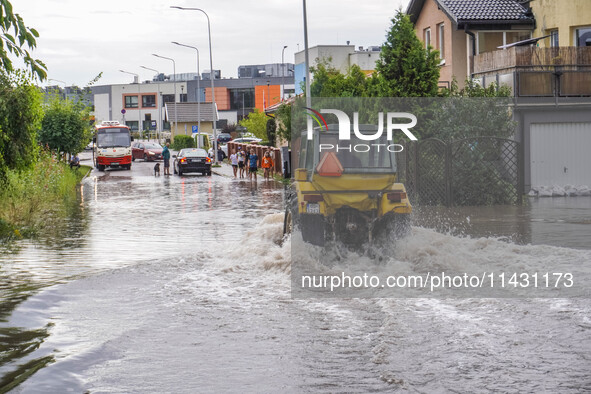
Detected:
left=254, top=85, right=281, bottom=112
left=94, top=93, right=111, bottom=123
left=532, top=0, right=591, bottom=47
left=172, top=121, right=214, bottom=139
left=413, top=0, right=459, bottom=87
left=205, top=87, right=230, bottom=110
left=348, top=51, right=381, bottom=71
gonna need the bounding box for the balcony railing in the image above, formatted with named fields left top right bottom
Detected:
left=474, top=46, right=591, bottom=74
left=473, top=47, right=591, bottom=97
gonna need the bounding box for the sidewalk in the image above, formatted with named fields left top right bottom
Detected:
left=211, top=162, right=236, bottom=178
left=212, top=162, right=283, bottom=184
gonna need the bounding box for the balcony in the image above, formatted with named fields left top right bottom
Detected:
left=473, top=47, right=591, bottom=98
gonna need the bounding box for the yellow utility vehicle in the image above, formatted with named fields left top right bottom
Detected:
left=284, top=125, right=412, bottom=247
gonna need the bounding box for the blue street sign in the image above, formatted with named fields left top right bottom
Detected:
left=192, top=125, right=199, bottom=133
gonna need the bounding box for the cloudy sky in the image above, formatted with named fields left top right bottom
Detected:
left=15, top=0, right=409, bottom=87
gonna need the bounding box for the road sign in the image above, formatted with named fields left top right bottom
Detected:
left=192, top=125, right=199, bottom=133
left=151, top=121, right=157, bottom=130
left=121, top=109, right=126, bottom=114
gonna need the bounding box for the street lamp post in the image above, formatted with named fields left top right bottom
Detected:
left=171, top=6, right=218, bottom=163
left=281, top=45, right=287, bottom=101
left=48, top=78, right=67, bottom=102
left=266, top=81, right=270, bottom=110
left=119, top=70, right=141, bottom=135
left=140, top=65, right=162, bottom=143
left=303, top=0, right=312, bottom=132
left=172, top=41, right=201, bottom=147
left=152, top=54, right=177, bottom=142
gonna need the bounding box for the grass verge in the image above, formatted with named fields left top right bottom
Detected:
left=0, top=153, right=90, bottom=241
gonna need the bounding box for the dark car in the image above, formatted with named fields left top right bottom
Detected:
left=132, top=142, right=163, bottom=161
left=217, top=133, right=232, bottom=144
left=173, top=148, right=212, bottom=176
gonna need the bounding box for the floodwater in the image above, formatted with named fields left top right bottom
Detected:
left=1, top=161, right=590, bottom=393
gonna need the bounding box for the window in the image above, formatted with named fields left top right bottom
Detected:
left=550, top=30, right=559, bottom=47
left=126, top=121, right=139, bottom=131
left=424, top=28, right=431, bottom=49
left=124, top=95, right=138, bottom=108
left=142, top=94, right=156, bottom=108
left=576, top=27, right=591, bottom=47
left=438, top=23, right=445, bottom=60
left=180, top=94, right=187, bottom=103
left=229, top=88, right=255, bottom=111
left=162, top=94, right=174, bottom=107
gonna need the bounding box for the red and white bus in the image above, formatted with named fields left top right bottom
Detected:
left=93, top=121, right=133, bottom=171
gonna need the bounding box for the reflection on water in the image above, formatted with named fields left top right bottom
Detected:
left=413, top=197, right=591, bottom=250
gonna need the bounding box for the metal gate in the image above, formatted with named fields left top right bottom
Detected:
left=398, top=137, right=523, bottom=206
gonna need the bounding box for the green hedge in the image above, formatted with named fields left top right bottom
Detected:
left=171, top=135, right=195, bottom=150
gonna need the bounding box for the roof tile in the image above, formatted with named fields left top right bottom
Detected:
left=441, top=0, right=530, bottom=21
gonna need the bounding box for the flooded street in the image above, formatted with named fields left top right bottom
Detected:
left=1, top=158, right=591, bottom=392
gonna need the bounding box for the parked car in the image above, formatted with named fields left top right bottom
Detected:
left=84, top=141, right=94, bottom=150
left=173, top=148, right=212, bottom=176
left=132, top=142, right=163, bottom=161
left=217, top=133, right=232, bottom=144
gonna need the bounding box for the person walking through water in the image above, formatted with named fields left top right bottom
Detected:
left=261, top=150, right=274, bottom=181
left=248, top=148, right=258, bottom=181
left=230, top=149, right=239, bottom=178
left=237, top=149, right=245, bottom=178
left=162, top=142, right=171, bottom=176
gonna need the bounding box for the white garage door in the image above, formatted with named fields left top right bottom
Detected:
left=531, top=122, right=591, bottom=188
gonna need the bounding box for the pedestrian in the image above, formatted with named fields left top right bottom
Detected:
left=230, top=149, right=239, bottom=178
left=217, top=146, right=226, bottom=163
left=69, top=153, right=80, bottom=170
left=162, top=142, right=171, bottom=176
left=237, top=149, right=245, bottom=178
left=244, top=149, right=251, bottom=178
left=261, top=150, right=274, bottom=181
left=248, top=148, right=258, bottom=181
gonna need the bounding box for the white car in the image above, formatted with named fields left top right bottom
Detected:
left=232, top=137, right=262, bottom=144
left=208, top=144, right=228, bottom=159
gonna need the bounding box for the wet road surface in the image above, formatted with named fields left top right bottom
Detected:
left=1, top=155, right=590, bottom=392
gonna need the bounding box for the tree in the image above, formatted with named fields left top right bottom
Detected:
left=275, top=102, right=292, bottom=143
left=310, top=61, right=369, bottom=97
left=0, top=0, right=47, bottom=80
left=238, top=109, right=269, bottom=140
left=266, top=117, right=277, bottom=146
left=373, top=10, right=440, bottom=97
left=0, top=70, right=43, bottom=182
left=222, top=122, right=238, bottom=135
left=39, top=93, right=93, bottom=160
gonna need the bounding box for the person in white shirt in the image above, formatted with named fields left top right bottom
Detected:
left=230, top=151, right=239, bottom=178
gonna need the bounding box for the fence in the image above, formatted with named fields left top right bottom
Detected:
left=399, top=137, right=523, bottom=206
left=226, top=142, right=283, bottom=174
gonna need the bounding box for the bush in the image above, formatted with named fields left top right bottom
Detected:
left=172, top=135, right=194, bottom=150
